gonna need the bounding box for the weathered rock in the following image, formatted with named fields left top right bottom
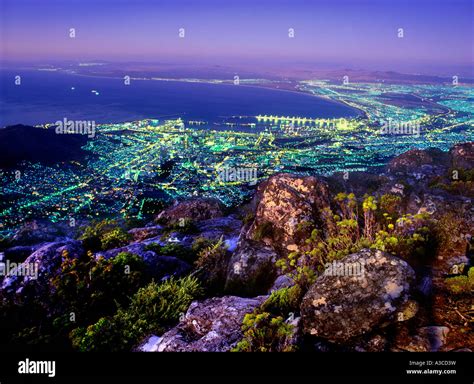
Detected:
left=300, top=249, right=415, bottom=343
left=450, top=142, right=474, bottom=169
left=96, top=243, right=191, bottom=280
left=164, top=216, right=242, bottom=250
left=224, top=240, right=278, bottom=296
left=3, top=244, right=43, bottom=263
left=128, top=225, right=162, bottom=242
left=394, top=326, right=450, bottom=352
left=11, top=220, right=71, bottom=245
left=156, top=198, right=224, bottom=224
left=269, top=275, right=296, bottom=293
left=1, top=240, right=84, bottom=295
left=388, top=149, right=435, bottom=174
left=246, top=173, right=331, bottom=255
left=196, top=216, right=242, bottom=243
left=354, top=334, right=388, bottom=352
left=141, top=295, right=266, bottom=352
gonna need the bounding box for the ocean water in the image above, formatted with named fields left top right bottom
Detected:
left=0, top=70, right=359, bottom=127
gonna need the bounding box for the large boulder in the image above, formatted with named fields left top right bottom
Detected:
left=156, top=198, right=224, bottom=224
left=224, top=240, right=278, bottom=296
left=387, top=148, right=448, bottom=175
left=1, top=240, right=84, bottom=296
left=139, top=295, right=266, bottom=352
left=245, top=173, right=331, bottom=255
left=388, top=149, right=433, bottom=174
left=300, top=249, right=415, bottom=343
left=10, top=220, right=71, bottom=246
left=196, top=216, right=242, bottom=246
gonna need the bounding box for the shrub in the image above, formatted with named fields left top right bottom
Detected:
left=445, top=268, right=474, bottom=295
left=232, top=311, right=295, bottom=352
left=70, top=276, right=203, bottom=351
left=261, top=285, right=302, bottom=316
left=50, top=251, right=147, bottom=322
left=334, top=192, right=358, bottom=220
left=434, top=213, right=466, bottom=252
left=100, top=227, right=132, bottom=250
left=379, top=194, right=402, bottom=219
left=277, top=193, right=436, bottom=291
left=194, top=237, right=229, bottom=292
left=191, top=237, right=215, bottom=255
left=78, top=219, right=131, bottom=251
left=275, top=252, right=317, bottom=289
left=362, top=195, right=377, bottom=240
left=70, top=317, right=124, bottom=352
left=371, top=213, right=434, bottom=260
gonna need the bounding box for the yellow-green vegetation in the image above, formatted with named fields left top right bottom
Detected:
left=232, top=311, right=295, bottom=352
left=371, top=213, right=432, bottom=259
left=379, top=194, right=402, bottom=219
left=70, top=276, right=203, bottom=351
left=78, top=219, right=131, bottom=251
left=276, top=251, right=317, bottom=288
left=2, top=249, right=149, bottom=347
left=261, top=285, right=303, bottom=316
left=232, top=286, right=302, bottom=352
left=445, top=268, right=474, bottom=295
left=276, top=192, right=434, bottom=288
left=362, top=195, right=377, bottom=240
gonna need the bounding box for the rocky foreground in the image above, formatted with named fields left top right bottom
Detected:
left=0, top=143, right=473, bottom=352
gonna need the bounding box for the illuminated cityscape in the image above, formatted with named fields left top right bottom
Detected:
left=1, top=81, right=472, bottom=236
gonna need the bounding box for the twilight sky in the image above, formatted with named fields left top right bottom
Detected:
left=1, top=0, right=473, bottom=75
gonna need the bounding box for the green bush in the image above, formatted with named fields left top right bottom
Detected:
left=70, top=276, right=203, bottom=351
left=232, top=311, right=295, bottom=352
left=78, top=219, right=131, bottom=251
left=445, top=268, right=474, bottom=295
left=50, top=251, right=147, bottom=322
left=70, top=317, right=125, bottom=352
left=261, top=285, right=302, bottom=316
left=276, top=193, right=436, bottom=291
left=191, top=237, right=215, bottom=255
left=379, top=194, right=402, bottom=219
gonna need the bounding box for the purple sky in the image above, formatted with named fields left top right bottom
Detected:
left=1, top=0, right=473, bottom=75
